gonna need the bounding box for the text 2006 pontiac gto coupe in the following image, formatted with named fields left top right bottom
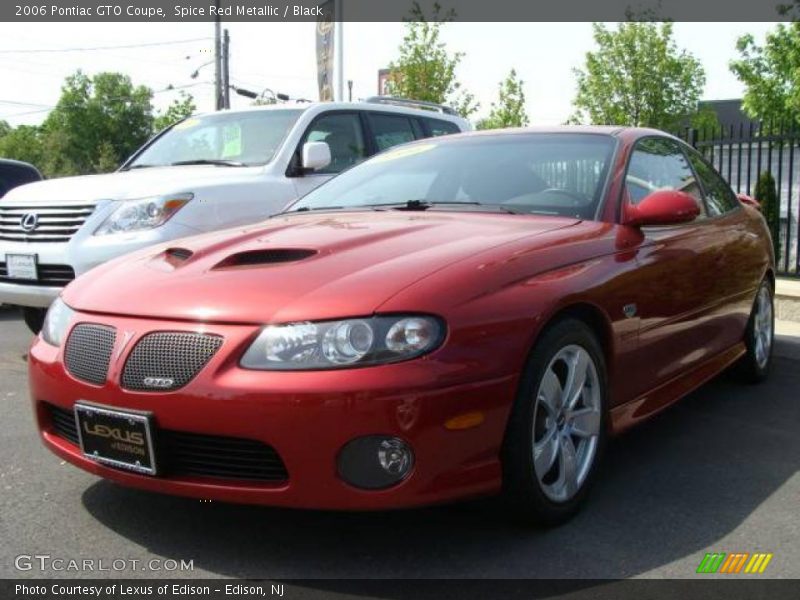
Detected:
left=30, top=127, right=773, bottom=525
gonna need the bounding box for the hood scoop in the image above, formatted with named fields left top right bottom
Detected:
left=213, top=248, right=317, bottom=269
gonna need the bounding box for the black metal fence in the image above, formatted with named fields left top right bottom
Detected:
left=675, top=124, right=799, bottom=277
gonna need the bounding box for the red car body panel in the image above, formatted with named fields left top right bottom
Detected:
left=28, top=127, right=774, bottom=508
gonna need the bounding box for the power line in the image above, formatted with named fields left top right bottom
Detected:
left=0, top=37, right=212, bottom=54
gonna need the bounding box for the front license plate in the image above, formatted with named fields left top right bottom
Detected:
left=6, top=253, right=37, bottom=280
left=75, top=402, right=157, bottom=475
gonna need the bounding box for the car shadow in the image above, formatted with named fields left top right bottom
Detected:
left=81, top=351, right=800, bottom=582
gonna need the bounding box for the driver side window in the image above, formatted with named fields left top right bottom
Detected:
left=626, top=138, right=706, bottom=217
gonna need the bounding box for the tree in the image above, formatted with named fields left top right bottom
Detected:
left=154, top=91, right=196, bottom=132
left=0, top=120, right=11, bottom=140
left=571, top=22, right=706, bottom=130
left=476, top=69, right=529, bottom=130
left=0, top=125, right=46, bottom=168
left=730, top=23, right=800, bottom=127
left=41, top=70, right=154, bottom=176
left=755, top=171, right=781, bottom=263
left=385, top=2, right=478, bottom=118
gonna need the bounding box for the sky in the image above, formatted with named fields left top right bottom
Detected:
left=0, top=21, right=779, bottom=128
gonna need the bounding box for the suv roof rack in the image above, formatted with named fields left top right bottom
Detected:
left=364, top=96, right=459, bottom=116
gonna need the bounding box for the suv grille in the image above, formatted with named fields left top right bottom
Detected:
left=0, top=204, right=95, bottom=242
left=0, top=262, right=75, bottom=286
left=45, top=404, right=289, bottom=482
left=64, top=324, right=117, bottom=385
left=121, top=332, right=223, bottom=392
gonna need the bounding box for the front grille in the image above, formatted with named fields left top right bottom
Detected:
left=48, top=404, right=79, bottom=445
left=0, top=262, right=75, bottom=286
left=0, top=204, right=95, bottom=242
left=45, top=404, right=289, bottom=483
left=121, top=332, right=223, bottom=392
left=64, top=324, right=117, bottom=385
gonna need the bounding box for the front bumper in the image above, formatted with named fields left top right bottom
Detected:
left=29, top=313, right=516, bottom=509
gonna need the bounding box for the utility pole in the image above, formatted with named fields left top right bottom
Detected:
left=213, top=6, right=223, bottom=110
left=222, top=29, right=231, bottom=109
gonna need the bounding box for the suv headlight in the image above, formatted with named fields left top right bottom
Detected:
left=41, top=298, right=75, bottom=347
left=94, top=193, right=193, bottom=235
left=240, top=315, right=445, bottom=370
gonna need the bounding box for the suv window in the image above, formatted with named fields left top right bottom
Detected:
left=426, top=118, right=460, bottom=137
left=303, top=113, right=367, bottom=174
left=368, top=114, right=418, bottom=151
left=625, top=137, right=705, bottom=216
left=685, top=150, right=740, bottom=216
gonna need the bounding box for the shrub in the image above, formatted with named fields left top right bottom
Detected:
left=755, top=171, right=780, bottom=263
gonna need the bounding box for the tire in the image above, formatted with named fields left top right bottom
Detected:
left=22, top=307, right=46, bottom=334
left=735, top=279, right=774, bottom=384
left=502, top=318, right=608, bottom=527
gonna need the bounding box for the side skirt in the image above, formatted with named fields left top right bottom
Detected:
left=609, top=342, right=746, bottom=434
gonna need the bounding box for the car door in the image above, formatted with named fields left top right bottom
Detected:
left=291, top=111, right=368, bottom=198
left=685, top=148, right=764, bottom=348
left=622, top=137, right=729, bottom=389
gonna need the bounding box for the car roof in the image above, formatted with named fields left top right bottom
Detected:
left=191, top=101, right=470, bottom=128
left=0, top=157, right=40, bottom=169
left=404, top=125, right=681, bottom=144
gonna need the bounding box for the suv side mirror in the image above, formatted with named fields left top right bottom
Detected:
left=302, top=142, right=331, bottom=171
left=624, top=189, right=700, bottom=227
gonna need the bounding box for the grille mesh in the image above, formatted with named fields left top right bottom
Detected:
left=0, top=262, right=76, bottom=286
left=64, top=324, right=117, bottom=385
left=121, top=332, right=223, bottom=392
left=44, top=403, right=288, bottom=483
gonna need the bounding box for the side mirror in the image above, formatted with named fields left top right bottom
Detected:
left=624, top=189, right=700, bottom=227
left=737, top=193, right=761, bottom=211
left=302, top=141, right=331, bottom=171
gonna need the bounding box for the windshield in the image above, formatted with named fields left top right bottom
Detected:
left=289, top=133, right=616, bottom=219
left=127, top=109, right=304, bottom=169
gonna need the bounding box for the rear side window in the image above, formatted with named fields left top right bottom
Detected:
left=425, top=118, right=461, bottom=137
left=685, top=150, right=740, bottom=216
left=625, top=137, right=705, bottom=215
left=368, top=114, right=417, bottom=151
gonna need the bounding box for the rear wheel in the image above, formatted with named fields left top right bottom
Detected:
left=502, top=318, right=608, bottom=526
left=735, top=280, right=774, bottom=383
left=21, top=307, right=46, bottom=334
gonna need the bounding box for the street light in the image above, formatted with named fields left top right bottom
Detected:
left=190, top=60, right=215, bottom=79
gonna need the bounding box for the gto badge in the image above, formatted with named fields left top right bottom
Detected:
left=623, top=303, right=638, bottom=318
left=143, top=377, right=175, bottom=389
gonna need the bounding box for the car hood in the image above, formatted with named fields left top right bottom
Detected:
left=0, top=165, right=264, bottom=204
left=63, top=211, right=579, bottom=324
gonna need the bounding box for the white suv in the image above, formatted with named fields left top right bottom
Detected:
left=0, top=98, right=469, bottom=331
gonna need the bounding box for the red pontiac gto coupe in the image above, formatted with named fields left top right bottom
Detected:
left=29, top=127, right=774, bottom=525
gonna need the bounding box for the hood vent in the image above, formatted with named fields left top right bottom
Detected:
left=215, top=248, right=317, bottom=269
left=166, top=247, right=193, bottom=261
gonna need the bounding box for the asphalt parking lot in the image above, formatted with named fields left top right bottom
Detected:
left=1, top=305, right=798, bottom=581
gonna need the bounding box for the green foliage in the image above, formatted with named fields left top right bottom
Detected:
left=40, top=71, right=154, bottom=176
left=0, top=71, right=199, bottom=177
left=476, top=69, right=529, bottom=130
left=755, top=171, right=781, bottom=263
left=154, top=91, right=196, bottom=132
left=730, top=23, right=800, bottom=127
left=571, top=22, right=706, bottom=131
left=0, top=125, right=47, bottom=168
left=385, top=2, right=478, bottom=118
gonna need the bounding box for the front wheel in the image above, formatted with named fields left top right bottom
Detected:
left=735, top=279, right=774, bottom=383
left=502, top=318, right=608, bottom=526
left=21, top=307, right=46, bottom=334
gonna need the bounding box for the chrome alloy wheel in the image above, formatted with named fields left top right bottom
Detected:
left=532, top=344, right=602, bottom=502
left=753, top=285, right=773, bottom=369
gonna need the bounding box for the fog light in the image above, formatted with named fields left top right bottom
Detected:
left=337, top=436, right=414, bottom=490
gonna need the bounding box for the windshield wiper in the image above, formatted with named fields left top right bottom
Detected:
left=367, top=200, right=522, bottom=214
left=122, top=164, right=159, bottom=170
left=170, top=159, right=246, bottom=167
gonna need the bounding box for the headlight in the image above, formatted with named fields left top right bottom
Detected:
left=41, top=298, right=75, bottom=347
left=94, top=193, right=192, bottom=235
left=240, top=315, right=445, bottom=370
